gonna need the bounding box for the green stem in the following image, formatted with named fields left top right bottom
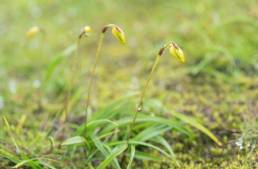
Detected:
left=128, top=54, right=161, bottom=139
left=85, top=33, right=105, bottom=124
left=61, top=39, right=81, bottom=122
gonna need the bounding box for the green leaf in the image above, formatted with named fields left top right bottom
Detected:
left=77, top=119, right=118, bottom=136
left=97, top=144, right=127, bottom=169
left=91, top=137, right=121, bottom=169
left=61, top=136, right=86, bottom=146
left=91, top=96, right=134, bottom=121
left=42, top=55, right=63, bottom=90
left=126, top=145, right=135, bottom=169
left=2, top=116, right=20, bottom=153
left=13, top=159, right=37, bottom=168
left=0, top=148, right=41, bottom=168
left=152, top=136, right=175, bottom=157
left=133, top=125, right=171, bottom=142
left=101, top=116, right=192, bottom=137
left=129, top=140, right=170, bottom=158
left=87, top=119, right=118, bottom=129
left=0, top=148, right=19, bottom=164
left=170, top=111, right=222, bottom=146
left=134, top=151, right=161, bottom=161
left=39, top=160, right=58, bottom=169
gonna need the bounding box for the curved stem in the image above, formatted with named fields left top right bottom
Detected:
left=85, top=33, right=105, bottom=125
left=127, top=54, right=161, bottom=140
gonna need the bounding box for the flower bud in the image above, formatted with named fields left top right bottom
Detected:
left=26, top=26, right=40, bottom=38
left=111, top=26, right=126, bottom=44
left=83, top=26, right=92, bottom=33
left=169, top=42, right=185, bottom=63
left=79, top=25, right=92, bottom=39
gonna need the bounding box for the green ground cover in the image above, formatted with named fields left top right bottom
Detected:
left=0, top=0, right=257, bottom=168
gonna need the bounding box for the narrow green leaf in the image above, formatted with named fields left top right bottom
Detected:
left=13, top=159, right=37, bottom=168
left=91, top=95, right=137, bottom=122
left=126, top=145, right=135, bottom=169
left=3, top=116, right=11, bottom=129
left=91, top=137, right=121, bottom=169
left=133, top=125, right=171, bottom=142
left=0, top=148, right=19, bottom=163
left=134, top=151, right=161, bottom=161
left=61, top=136, right=86, bottom=146
left=2, top=116, right=20, bottom=152
left=97, top=144, right=127, bottom=169
left=153, top=136, right=175, bottom=157
left=87, top=119, right=118, bottom=129
left=129, top=140, right=170, bottom=158
left=39, top=160, right=58, bottom=169
left=170, top=111, right=222, bottom=146
left=42, top=55, right=63, bottom=90
left=101, top=116, right=192, bottom=137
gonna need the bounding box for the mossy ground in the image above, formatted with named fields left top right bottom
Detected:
left=0, top=0, right=257, bottom=168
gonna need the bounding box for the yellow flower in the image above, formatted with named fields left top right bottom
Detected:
left=83, top=26, right=92, bottom=34
left=26, top=26, right=40, bottom=38
left=169, top=42, right=185, bottom=63
left=111, top=26, right=126, bottom=44
left=79, top=25, right=92, bottom=39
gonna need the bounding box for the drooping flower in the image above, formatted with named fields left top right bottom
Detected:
left=79, top=25, right=92, bottom=39
left=26, top=26, right=41, bottom=38
left=102, top=24, right=126, bottom=44
left=111, top=26, right=126, bottom=44
left=169, top=42, right=185, bottom=63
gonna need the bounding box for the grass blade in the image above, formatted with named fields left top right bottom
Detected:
left=97, top=144, right=127, bottom=169
left=91, top=136, right=121, bottom=169
left=133, top=125, right=171, bottom=142
left=0, top=148, right=19, bottom=164
left=91, top=97, right=134, bottom=121
left=129, top=140, right=170, bottom=158
left=101, top=116, right=192, bottom=137
left=134, top=151, right=161, bottom=161
left=42, top=55, right=63, bottom=90
left=12, top=159, right=37, bottom=168
left=126, top=145, right=135, bottom=169
left=39, top=160, right=58, bottom=169
left=152, top=136, right=175, bottom=157
left=61, top=136, right=87, bottom=146
left=170, top=111, right=222, bottom=146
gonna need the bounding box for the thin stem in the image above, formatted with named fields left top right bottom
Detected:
left=32, top=32, right=46, bottom=115
left=3, top=116, right=20, bottom=153
left=61, top=39, right=81, bottom=122
left=127, top=54, right=161, bottom=140
left=85, top=33, right=105, bottom=125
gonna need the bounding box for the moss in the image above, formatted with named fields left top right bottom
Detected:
left=0, top=0, right=257, bottom=168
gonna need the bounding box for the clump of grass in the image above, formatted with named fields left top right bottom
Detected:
left=61, top=41, right=222, bottom=168
left=3, top=24, right=222, bottom=169
left=1, top=117, right=57, bottom=169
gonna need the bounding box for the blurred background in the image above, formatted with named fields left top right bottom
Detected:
left=0, top=0, right=257, bottom=168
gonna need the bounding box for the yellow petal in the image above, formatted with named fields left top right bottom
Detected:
left=26, top=26, right=40, bottom=38
left=111, top=26, right=126, bottom=44
left=169, top=42, right=185, bottom=63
